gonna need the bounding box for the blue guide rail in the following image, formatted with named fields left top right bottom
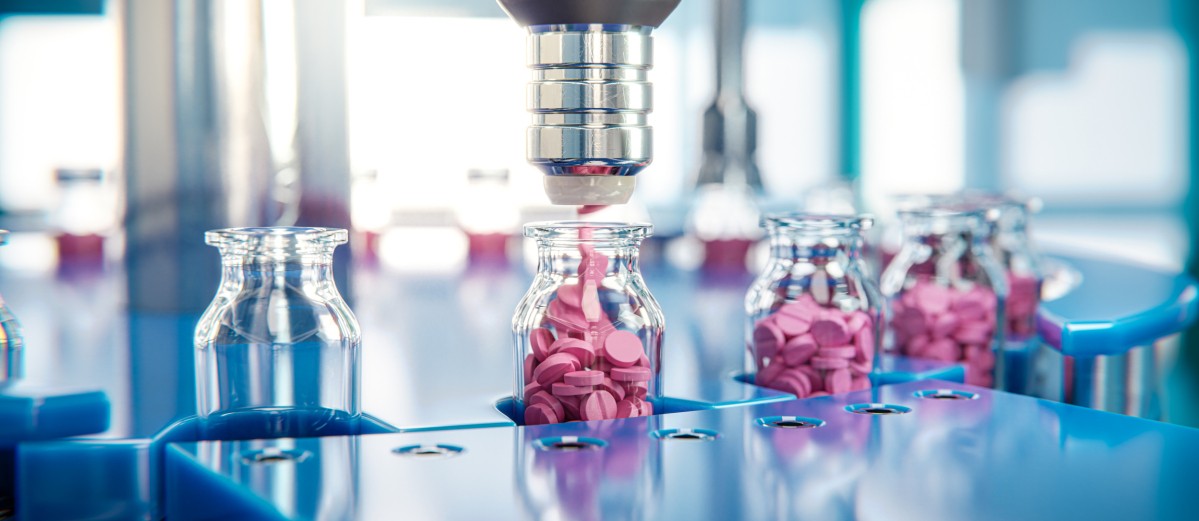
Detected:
left=1037, top=254, right=1199, bottom=356
left=164, top=380, right=1199, bottom=521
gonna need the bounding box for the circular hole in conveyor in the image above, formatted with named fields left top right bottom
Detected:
left=845, top=403, right=912, bottom=416
left=914, top=389, right=979, bottom=401
left=651, top=428, right=719, bottom=441
left=534, top=436, right=608, bottom=452
left=240, top=447, right=311, bottom=465
left=756, top=416, right=826, bottom=429
left=393, top=444, right=465, bottom=459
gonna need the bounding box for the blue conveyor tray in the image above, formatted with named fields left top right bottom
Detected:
left=6, top=253, right=1199, bottom=520
left=874, top=353, right=965, bottom=384
left=164, top=380, right=1199, bottom=521
left=1037, top=254, right=1199, bottom=356
left=1, top=381, right=109, bottom=519
left=0, top=381, right=109, bottom=442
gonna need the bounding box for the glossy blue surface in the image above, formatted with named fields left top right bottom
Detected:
left=14, top=411, right=395, bottom=521
left=873, top=353, right=966, bottom=384
left=3, top=252, right=1189, bottom=443
left=165, top=380, right=1199, bottom=521
left=1038, top=254, right=1199, bottom=356
left=0, top=382, right=109, bottom=442
left=1, top=250, right=1197, bottom=519
left=17, top=440, right=150, bottom=521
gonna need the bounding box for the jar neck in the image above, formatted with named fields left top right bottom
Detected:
left=537, top=240, right=642, bottom=277
left=996, top=206, right=1031, bottom=237
left=767, top=230, right=863, bottom=264
left=891, top=213, right=1003, bottom=291
left=898, top=213, right=987, bottom=250
left=218, top=251, right=338, bottom=290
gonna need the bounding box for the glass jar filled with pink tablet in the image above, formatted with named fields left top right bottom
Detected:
left=958, top=192, right=1044, bottom=392
left=744, top=214, right=884, bottom=398
left=512, top=222, right=665, bottom=425
left=881, top=197, right=1009, bottom=388
left=966, top=193, right=1043, bottom=342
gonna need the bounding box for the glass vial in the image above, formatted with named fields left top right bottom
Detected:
left=195, top=227, right=361, bottom=439
left=881, top=200, right=1007, bottom=388
left=513, top=222, right=664, bottom=425
left=53, top=167, right=117, bottom=265
left=686, top=184, right=763, bottom=272
left=984, top=196, right=1042, bottom=341
left=962, top=193, right=1045, bottom=392
left=456, top=168, right=519, bottom=261
left=745, top=214, right=882, bottom=397
left=0, top=230, right=23, bottom=385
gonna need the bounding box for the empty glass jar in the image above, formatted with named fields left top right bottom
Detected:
left=745, top=214, right=882, bottom=397
left=513, top=222, right=664, bottom=425
left=0, top=230, right=23, bottom=385
left=194, top=227, right=361, bottom=439
left=881, top=199, right=1008, bottom=388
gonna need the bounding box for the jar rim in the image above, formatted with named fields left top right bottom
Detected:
left=892, top=194, right=988, bottom=219
left=205, top=227, right=348, bottom=249
left=524, top=221, right=652, bottom=240
left=762, top=213, right=873, bottom=231
left=955, top=190, right=1041, bottom=215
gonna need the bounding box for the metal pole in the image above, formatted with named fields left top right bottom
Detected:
left=696, top=0, right=761, bottom=192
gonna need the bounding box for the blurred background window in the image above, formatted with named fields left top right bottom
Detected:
left=0, top=0, right=1190, bottom=270
left=0, top=13, right=119, bottom=212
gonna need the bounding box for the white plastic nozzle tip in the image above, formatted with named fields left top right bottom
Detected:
left=543, top=176, right=636, bottom=206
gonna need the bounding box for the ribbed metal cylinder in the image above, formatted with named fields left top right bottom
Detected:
left=526, top=24, right=654, bottom=205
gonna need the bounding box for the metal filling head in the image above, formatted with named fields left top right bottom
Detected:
left=526, top=24, right=655, bottom=205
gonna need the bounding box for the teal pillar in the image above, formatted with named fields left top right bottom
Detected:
left=838, top=0, right=865, bottom=183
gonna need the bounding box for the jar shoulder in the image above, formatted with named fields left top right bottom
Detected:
left=195, top=288, right=360, bottom=346
left=746, top=261, right=882, bottom=312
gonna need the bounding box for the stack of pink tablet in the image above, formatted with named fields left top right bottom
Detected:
left=891, top=279, right=998, bottom=386
left=751, top=295, right=874, bottom=398
left=1006, top=273, right=1039, bottom=337
left=522, top=243, right=655, bottom=425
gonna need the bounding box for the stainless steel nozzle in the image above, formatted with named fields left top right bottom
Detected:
left=526, top=24, right=655, bottom=205
left=498, top=0, right=680, bottom=205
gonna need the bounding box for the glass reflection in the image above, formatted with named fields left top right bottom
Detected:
left=516, top=419, right=662, bottom=521
left=199, top=436, right=359, bottom=521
